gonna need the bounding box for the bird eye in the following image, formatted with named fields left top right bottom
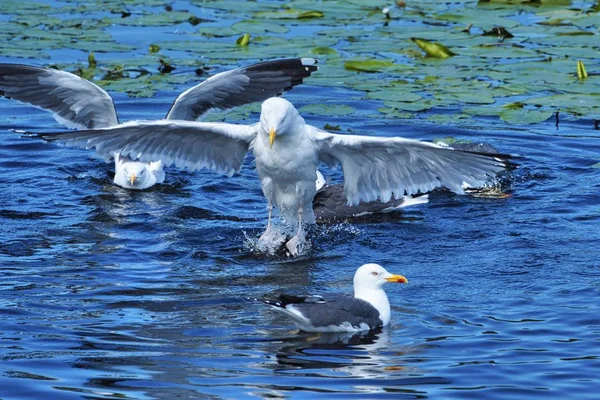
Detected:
left=371, top=271, right=378, bottom=276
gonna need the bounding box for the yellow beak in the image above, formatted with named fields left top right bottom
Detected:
left=385, top=274, right=408, bottom=284
left=269, top=127, right=276, bottom=148
left=129, top=174, right=137, bottom=185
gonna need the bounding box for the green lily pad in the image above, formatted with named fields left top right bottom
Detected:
left=344, top=59, right=397, bottom=73
left=231, top=20, right=290, bottom=34
left=310, top=46, right=339, bottom=56
left=376, top=107, right=416, bottom=120
left=299, top=104, right=356, bottom=116
left=255, top=9, right=323, bottom=20
left=499, top=107, right=554, bottom=125
left=298, top=11, right=325, bottom=19
left=367, top=89, right=422, bottom=103
left=411, top=37, right=457, bottom=58
left=111, top=10, right=199, bottom=27
left=1, top=0, right=598, bottom=126
left=383, top=100, right=431, bottom=113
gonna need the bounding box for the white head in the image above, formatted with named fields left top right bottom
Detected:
left=260, top=97, right=303, bottom=148
left=114, top=156, right=163, bottom=190
left=353, top=263, right=408, bottom=293
left=353, top=263, right=407, bottom=326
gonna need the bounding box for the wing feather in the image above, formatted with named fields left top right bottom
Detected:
left=166, top=58, right=318, bottom=121
left=39, top=120, right=257, bottom=176
left=0, top=63, right=118, bottom=129
left=312, top=128, right=513, bottom=205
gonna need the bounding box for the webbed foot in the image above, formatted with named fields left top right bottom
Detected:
left=285, top=235, right=301, bottom=257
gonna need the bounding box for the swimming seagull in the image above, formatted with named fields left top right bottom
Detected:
left=0, top=58, right=318, bottom=189
left=35, top=97, right=512, bottom=255
left=261, top=263, right=408, bottom=333
left=113, top=154, right=165, bottom=189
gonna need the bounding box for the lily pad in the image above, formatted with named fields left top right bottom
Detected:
left=1, top=0, right=598, bottom=126
left=344, top=60, right=397, bottom=73
left=499, top=107, right=554, bottom=125
left=231, top=20, right=290, bottom=34
left=298, top=11, right=325, bottom=19
left=310, top=46, right=339, bottom=56
left=255, top=9, right=324, bottom=20
left=299, top=104, right=356, bottom=117
left=367, top=89, right=422, bottom=103
left=410, top=38, right=457, bottom=58
left=111, top=10, right=199, bottom=27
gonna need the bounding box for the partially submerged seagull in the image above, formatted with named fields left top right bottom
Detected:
left=35, top=97, right=512, bottom=255
left=312, top=142, right=503, bottom=221
left=113, top=154, right=164, bottom=189
left=0, top=58, right=318, bottom=189
left=313, top=170, right=429, bottom=221
left=261, top=263, right=408, bottom=333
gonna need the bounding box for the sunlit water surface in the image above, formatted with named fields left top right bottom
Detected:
left=1, top=5, right=600, bottom=400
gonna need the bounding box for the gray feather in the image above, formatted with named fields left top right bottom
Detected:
left=312, top=128, right=514, bottom=205
left=272, top=294, right=383, bottom=330
left=166, top=58, right=318, bottom=121
left=39, top=120, right=257, bottom=176
left=0, top=64, right=118, bottom=129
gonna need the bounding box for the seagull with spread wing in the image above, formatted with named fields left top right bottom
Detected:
left=34, top=97, right=512, bottom=255
left=0, top=58, right=318, bottom=189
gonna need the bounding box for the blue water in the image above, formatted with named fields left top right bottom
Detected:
left=2, top=2, right=600, bottom=399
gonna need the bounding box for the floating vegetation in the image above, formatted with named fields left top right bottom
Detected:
left=299, top=104, right=356, bottom=117
left=236, top=33, right=251, bottom=46
left=410, top=38, right=457, bottom=59
left=87, top=52, right=97, bottom=68
left=344, top=59, right=397, bottom=73
left=482, top=26, right=514, bottom=39
left=577, top=60, right=588, bottom=80
left=0, top=0, right=598, bottom=125
left=158, top=59, right=175, bottom=74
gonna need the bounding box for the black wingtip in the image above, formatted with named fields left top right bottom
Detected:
left=10, top=128, right=45, bottom=140
left=17, top=129, right=68, bottom=142
left=459, top=149, right=521, bottom=170
left=246, top=58, right=319, bottom=75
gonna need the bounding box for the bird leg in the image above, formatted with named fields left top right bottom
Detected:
left=285, top=208, right=304, bottom=256
left=259, top=202, right=273, bottom=241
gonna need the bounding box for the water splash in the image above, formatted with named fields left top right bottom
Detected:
left=242, top=223, right=315, bottom=257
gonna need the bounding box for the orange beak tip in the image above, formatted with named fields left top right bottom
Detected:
left=386, top=274, right=408, bottom=284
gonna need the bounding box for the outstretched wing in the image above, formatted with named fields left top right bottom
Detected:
left=38, top=120, right=258, bottom=176
left=0, top=63, right=118, bottom=129
left=166, top=58, right=318, bottom=121
left=312, top=127, right=513, bottom=205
